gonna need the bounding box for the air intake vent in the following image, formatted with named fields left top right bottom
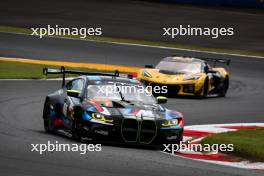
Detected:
left=121, top=119, right=138, bottom=142
left=139, top=120, right=157, bottom=144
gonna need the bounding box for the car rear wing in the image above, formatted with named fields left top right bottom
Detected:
left=43, top=66, right=120, bottom=87
left=200, top=58, right=231, bottom=67
left=170, top=55, right=231, bottom=67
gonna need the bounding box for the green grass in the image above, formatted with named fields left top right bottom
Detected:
left=1, top=26, right=264, bottom=57
left=0, top=60, right=101, bottom=79
left=202, top=128, right=264, bottom=161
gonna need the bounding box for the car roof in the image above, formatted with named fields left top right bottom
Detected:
left=162, top=56, right=205, bottom=63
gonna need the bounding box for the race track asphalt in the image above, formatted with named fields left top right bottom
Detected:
left=1, top=0, right=264, bottom=53
left=0, top=33, right=264, bottom=176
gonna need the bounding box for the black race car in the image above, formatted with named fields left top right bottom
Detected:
left=42, top=67, right=184, bottom=145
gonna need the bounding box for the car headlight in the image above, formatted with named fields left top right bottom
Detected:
left=184, top=75, right=200, bottom=80
left=91, top=113, right=113, bottom=123
left=162, top=119, right=179, bottom=127
left=142, top=70, right=152, bottom=78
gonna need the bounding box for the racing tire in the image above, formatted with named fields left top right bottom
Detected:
left=71, top=122, right=89, bottom=143
left=201, top=78, right=209, bottom=98
left=43, top=102, right=55, bottom=133
left=219, top=76, right=229, bottom=97
left=71, top=121, right=81, bottom=141
left=71, top=107, right=86, bottom=142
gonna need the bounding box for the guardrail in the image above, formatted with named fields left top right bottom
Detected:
left=161, top=0, right=264, bottom=8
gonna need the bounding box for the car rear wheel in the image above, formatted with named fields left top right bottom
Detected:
left=219, top=76, right=229, bottom=97
left=43, top=103, right=55, bottom=133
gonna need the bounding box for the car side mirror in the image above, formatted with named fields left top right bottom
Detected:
left=145, top=65, right=154, bottom=68
left=156, top=96, right=167, bottom=104
left=67, top=90, right=81, bottom=98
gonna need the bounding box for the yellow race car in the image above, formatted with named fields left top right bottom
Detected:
left=138, top=56, right=230, bottom=97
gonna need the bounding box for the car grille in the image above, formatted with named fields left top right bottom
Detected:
left=139, top=120, right=157, bottom=144
left=121, top=119, right=138, bottom=142
left=167, top=85, right=181, bottom=94
left=183, top=84, right=195, bottom=93
left=121, top=119, right=157, bottom=144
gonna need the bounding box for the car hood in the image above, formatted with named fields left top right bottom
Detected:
left=140, top=69, right=202, bottom=83
left=88, top=98, right=182, bottom=120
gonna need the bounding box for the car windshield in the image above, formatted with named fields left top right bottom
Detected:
left=156, top=60, right=202, bottom=74
left=86, top=84, right=156, bottom=104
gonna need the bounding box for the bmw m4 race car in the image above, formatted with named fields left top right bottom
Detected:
left=138, top=56, right=230, bottom=97
left=42, top=67, right=184, bottom=145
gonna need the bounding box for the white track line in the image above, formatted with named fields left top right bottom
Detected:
left=2, top=31, right=264, bottom=59
left=162, top=151, right=264, bottom=170
left=185, top=123, right=264, bottom=133
left=185, top=126, right=237, bottom=133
